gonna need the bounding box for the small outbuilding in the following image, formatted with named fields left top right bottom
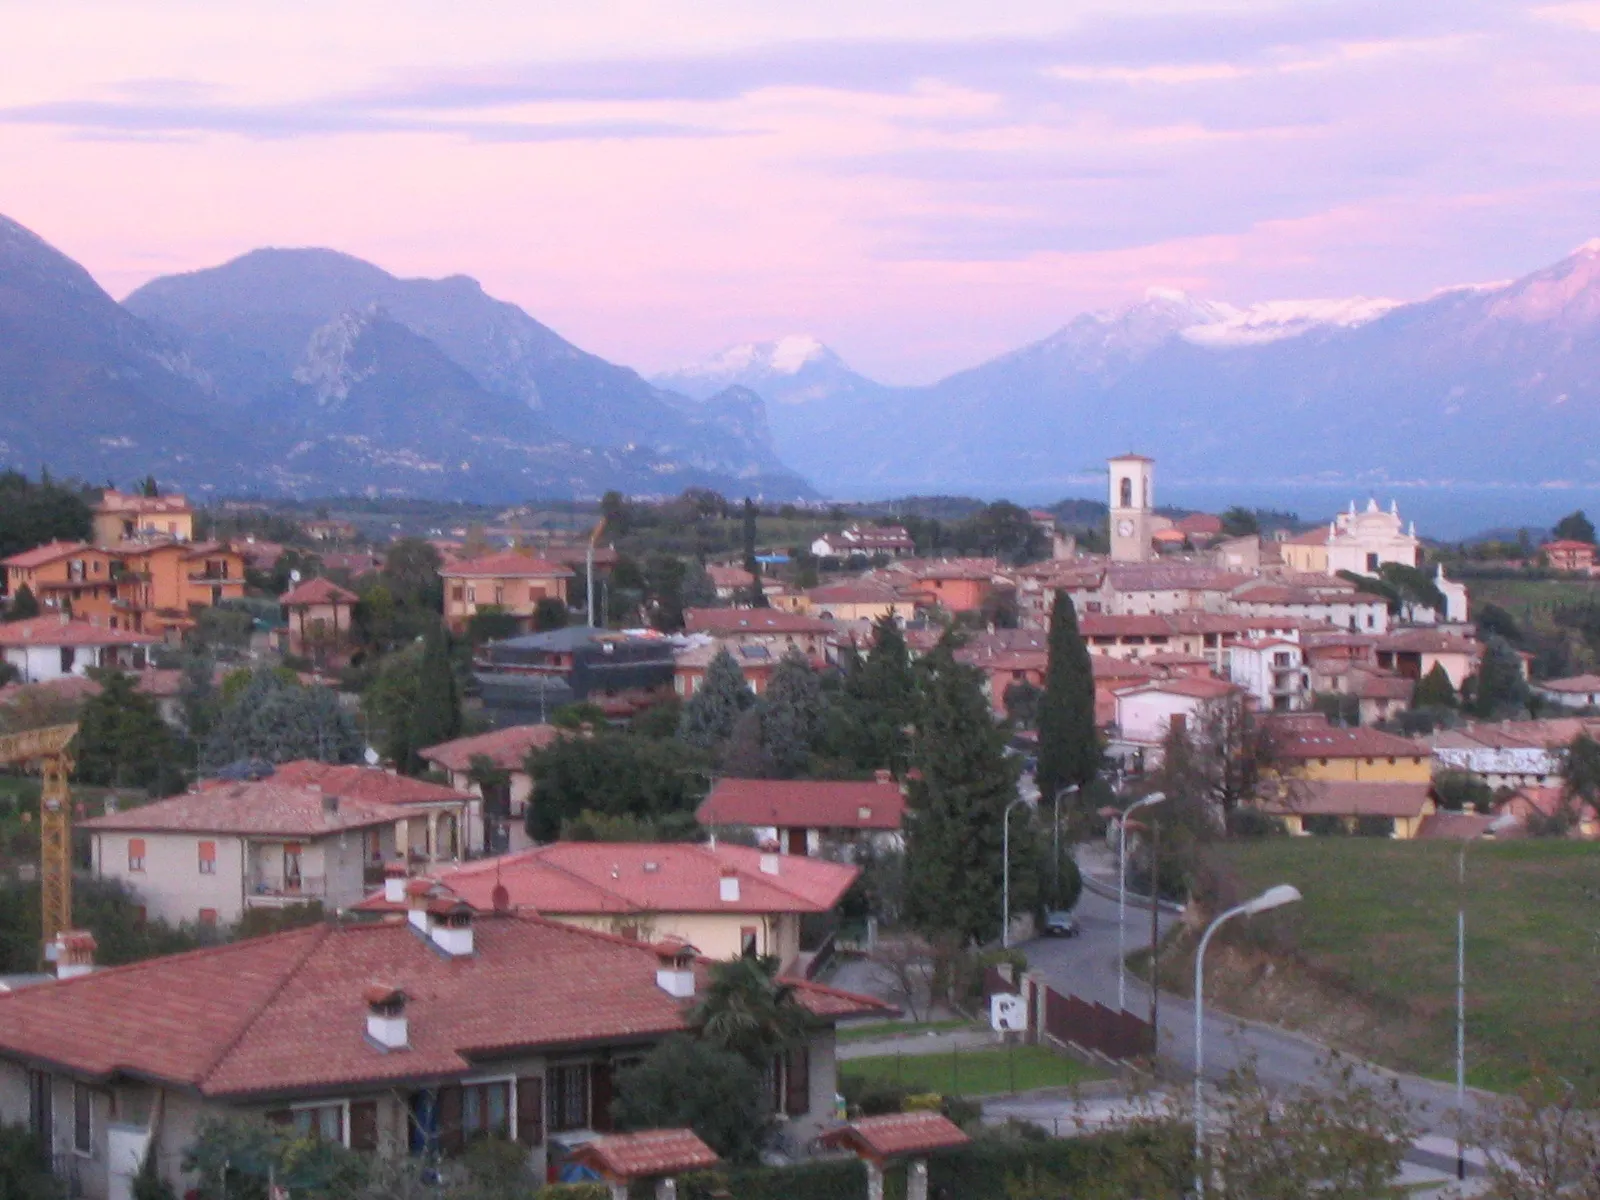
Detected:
left=569, top=1128, right=719, bottom=1200
left=821, top=1110, right=970, bottom=1200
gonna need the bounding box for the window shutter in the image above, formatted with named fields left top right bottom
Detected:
left=784, top=1045, right=811, bottom=1117
left=516, top=1077, right=544, bottom=1146
left=590, top=1063, right=614, bottom=1133
left=348, top=1100, right=378, bottom=1151
left=436, top=1085, right=464, bottom=1155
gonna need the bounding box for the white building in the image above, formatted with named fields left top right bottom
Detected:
left=1227, top=581, right=1390, bottom=634
left=0, top=616, right=157, bottom=683
left=1534, top=675, right=1600, bottom=710
left=1108, top=454, right=1157, bottom=564
left=1227, top=636, right=1308, bottom=712
left=1110, top=676, right=1245, bottom=770
left=1325, top=500, right=1423, bottom=576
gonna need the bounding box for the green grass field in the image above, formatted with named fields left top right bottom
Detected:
left=1190, top=839, right=1600, bottom=1090
left=836, top=1018, right=984, bottom=1044
left=841, top=1045, right=1101, bottom=1095
left=1467, top=576, right=1600, bottom=622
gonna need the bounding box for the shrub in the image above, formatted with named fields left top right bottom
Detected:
left=1303, top=814, right=1349, bottom=837
left=0, top=1123, right=56, bottom=1200
left=1354, top=815, right=1396, bottom=838
left=678, top=1159, right=866, bottom=1200
left=1226, top=807, right=1287, bottom=839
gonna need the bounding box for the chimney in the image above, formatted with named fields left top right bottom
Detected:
left=427, top=899, right=475, bottom=957
left=759, top=852, right=780, bottom=876
left=654, top=943, right=697, bottom=998
left=405, top=877, right=433, bottom=933
left=874, top=768, right=892, bottom=784
left=383, top=860, right=408, bottom=904
left=364, top=985, right=408, bottom=1050
left=54, top=930, right=96, bottom=980
left=719, top=868, right=740, bottom=903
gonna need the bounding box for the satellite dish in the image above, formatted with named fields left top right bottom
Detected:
left=289, top=570, right=302, bottom=584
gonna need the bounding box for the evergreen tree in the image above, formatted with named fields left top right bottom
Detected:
left=0, top=470, right=92, bottom=561
left=1412, top=662, right=1457, bottom=709
left=406, top=624, right=462, bottom=769
left=903, top=651, right=1035, bottom=943
left=203, top=670, right=361, bottom=768
left=1469, top=636, right=1528, bottom=718
left=1036, top=591, right=1099, bottom=813
left=75, top=671, right=181, bottom=792
left=1552, top=509, right=1596, bottom=544
left=832, top=613, right=918, bottom=772
left=740, top=498, right=769, bottom=607
left=178, top=654, right=218, bottom=743
left=679, top=647, right=753, bottom=750
left=6, top=583, right=38, bottom=621
left=760, top=647, right=826, bottom=776
left=681, top=560, right=717, bottom=609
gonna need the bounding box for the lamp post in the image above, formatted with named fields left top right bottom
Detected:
left=1457, top=813, right=1516, bottom=1180
left=1117, top=792, right=1165, bottom=1012
left=1001, top=795, right=1028, bottom=949
left=1193, top=883, right=1302, bottom=1200
left=1052, top=785, right=1079, bottom=896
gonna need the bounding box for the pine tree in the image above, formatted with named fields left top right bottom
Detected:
left=1036, top=590, right=1099, bottom=811
left=203, top=670, right=362, bottom=768
left=75, top=671, right=180, bottom=792
left=903, top=651, right=1034, bottom=944
left=741, top=498, right=769, bottom=608
left=1412, top=662, right=1457, bottom=709
left=7, top=583, right=38, bottom=621
left=679, top=647, right=753, bottom=750
left=1470, top=636, right=1527, bottom=718
left=837, top=614, right=918, bottom=772
left=408, top=624, right=463, bottom=769
left=761, top=647, right=826, bottom=776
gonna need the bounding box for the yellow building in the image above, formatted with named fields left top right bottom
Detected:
left=92, top=489, right=195, bottom=546
left=439, top=551, right=573, bottom=633
left=1262, top=780, right=1436, bottom=838
left=1279, top=526, right=1331, bottom=573
left=803, top=581, right=917, bottom=623
left=1272, top=719, right=1431, bottom=782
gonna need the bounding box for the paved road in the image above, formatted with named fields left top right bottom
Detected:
left=1021, top=874, right=1481, bottom=1141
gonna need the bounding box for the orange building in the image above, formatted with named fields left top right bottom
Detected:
left=1541, top=539, right=1596, bottom=574
left=439, top=552, right=573, bottom=633
left=904, top=559, right=1002, bottom=614
left=1, top=542, right=139, bottom=628
left=92, top=489, right=195, bottom=546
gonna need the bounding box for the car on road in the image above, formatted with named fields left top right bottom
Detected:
left=1041, top=910, right=1080, bottom=938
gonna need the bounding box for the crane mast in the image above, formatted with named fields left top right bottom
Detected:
left=0, top=724, right=79, bottom=953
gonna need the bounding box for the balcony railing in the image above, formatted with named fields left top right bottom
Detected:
left=249, top=874, right=327, bottom=902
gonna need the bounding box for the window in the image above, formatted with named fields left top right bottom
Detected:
left=198, top=909, right=218, bottom=928
left=741, top=927, right=759, bottom=957
left=1366, top=553, right=1380, bottom=572
left=60, top=646, right=76, bottom=674
left=27, top=1071, right=51, bottom=1146
left=290, top=1103, right=344, bottom=1143
left=198, top=840, right=216, bottom=874
left=466, top=586, right=477, bottom=604
left=451, top=585, right=465, bottom=603
left=462, top=1081, right=511, bottom=1140
left=546, top=1064, right=590, bottom=1133
left=127, top=839, right=146, bottom=873
left=73, top=1082, right=92, bottom=1156
left=283, top=843, right=303, bottom=891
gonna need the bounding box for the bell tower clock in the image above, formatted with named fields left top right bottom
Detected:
left=1108, top=454, right=1155, bottom=563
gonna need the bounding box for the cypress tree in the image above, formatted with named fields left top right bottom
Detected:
left=409, top=624, right=463, bottom=767
left=760, top=647, right=826, bottom=776
left=1036, top=590, right=1099, bottom=810
left=1412, top=662, right=1457, bottom=709
left=7, top=583, right=38, bottom=621
left=903, top=651, right=1035, bottom=943
left=740, top=498, right=769, bottom=607
left=680, top=647, right=753, bottom=750
left=840, top=614, right=918, bottom=772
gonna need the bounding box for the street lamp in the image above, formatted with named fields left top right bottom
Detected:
left=1052, top=785, right=1079, bottom=896
left=1193, top=883, right=1302, bottom=1200
left=1117, top=792, right=1166, bottom=1012
left=1001, top=795, right=1029, bottom=949
left=1457, top=813, right=1517, bottom=1180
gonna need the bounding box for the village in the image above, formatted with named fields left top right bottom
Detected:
left=0, top=457, right=1596, bottom=1200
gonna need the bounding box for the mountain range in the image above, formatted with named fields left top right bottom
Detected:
left=660, top=245, right=1600, bottom=499
left=0, top=215, right=811, bottom=501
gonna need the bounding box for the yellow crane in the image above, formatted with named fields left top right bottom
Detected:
left=586, top=514, right=607, bottom=627
left=0, top=724, right=78, bottom=953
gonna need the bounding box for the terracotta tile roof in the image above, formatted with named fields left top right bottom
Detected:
left=1080, top=613, right=1253, bottom=638
left=419, top=724, right=563, bottom=773
left=1105, top=564, right=1248, bottom=592
left=821, top=1111, right=971, bottom=1159
left=0, top=675, right=103, bottom=707
left=699, top=777, right=906, bottom=831
left=1261, top=780, right=1432, bottom=819
left=1345, top=668, right=1414, bottom=701
left=1541, top=539, right=1595, bottom=552
left=806, top=581, right=906, bottom=605
left=439, top=552, right=573, bottom=579
left=684, top=609, right=833, bottom=636
left=1232, top=583, right=1368, bottom=606
left=95, top=490, right=191, bottom=515
left=1373, top=629, right=1480, bottom=655
left=907, top=557, right=1001, bottom=581
left=362, top=841, right=858, bottom=916
left=1, top=540, right=96, bottom=569
left=1173, top=513, right=1224, bottom=536
left=1269, top=719, right=1423, bottom=759
left=1415, top=811, right=1503, bottom=840
left=571, top=1129, right=718, bottom=1179
left=1431, top=719, right=1599, bottom=751
left=1091, top=656, right=1160, bottom=680
left=263, top=761, right=472, bottom=807
left=1284, top=526, right=1333, bottom=546
left=1537, top=674, right=1600, bottom=694
left=705, top=565, right=755, bottom=589
left=0, top=915, right=887, bottom=1097
left=279, top=577, right=359, bottom=606
left=81, top=780, right=415, bottom=837
left=1115, top=676, right=1239, bottom=700
left=0, top=617, right=158, bottom=648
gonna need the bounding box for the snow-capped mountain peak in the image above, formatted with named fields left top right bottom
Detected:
left=1181, top=295, right=1401, bottom=346
left=654, top=334, right=861, bottom=403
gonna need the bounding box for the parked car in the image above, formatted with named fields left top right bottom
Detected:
left=1041, top=910, right=1080, bottom=938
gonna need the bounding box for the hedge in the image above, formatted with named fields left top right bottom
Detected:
left=917, top=1128, right=1188, bottom=1200
left=676, top=1158, right=866, bottom=1200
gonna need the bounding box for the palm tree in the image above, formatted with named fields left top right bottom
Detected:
left=691, top=956, right=814, bottom=1068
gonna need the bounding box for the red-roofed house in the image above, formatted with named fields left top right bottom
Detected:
left=705, top=563, right=756, bottom=600
left=1498, top=784, right=1599, bottom=838
left=0, top=616, right=158, bottom=683
left=1536, top=673, right=1600, bottom=710
left=92, top=488, right=194, bottom=545
left=439, top=552, right=573, bottom=634
left=698, top=775, right=907, bottom=857
left=0, top=912, right=887, bottom=1195
left=419, top=724, right=564, bottom=853
left=359, top=840, right=858, bottom=968
left=280, top=576, right=359, bottom=663
left=1541, top=539, right=1596, bottom=574
left=1111, top=676, right=1243, bottom=769
left=1260, top=779, right=1436, bottom=838
left=803, top=580, right=917, bottom=623
left=683, top=608, right=834, bottom=658
left=1267, top=713, right=1430, bottom=783
left=570, top=1128, right=719, bottom=1193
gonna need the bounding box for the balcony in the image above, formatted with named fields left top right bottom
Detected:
left=248, top=874, right=327, bottom=906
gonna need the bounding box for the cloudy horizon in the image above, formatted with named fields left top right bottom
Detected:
left=4, top=1, right=1599, bottom=384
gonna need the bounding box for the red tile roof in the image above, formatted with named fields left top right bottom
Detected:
left=705, top=565, right=755, bottom=589
left=699, top=777, right=906, bottom=831
left=279, top=577, right=359, bottom=606
left=264, top=761, right=472, bottom=807
left=684, top=609, right=834, bottom=636
left=0, top=915, right=887, bottom=1098
left=1261, top=780, right=1432, bottom=819
left=0, top=617, right=158, bottom=648
left=1, top=540, right=96, bottom=569
left=359, top=841, right=858, bottom=916
left=439, top=552, right=573, bottom=579
left=81, top=780, right=417, bottom=837
left=1536, top=674, right=1600, bottom=694
left=821, top=1111, right=971, bottom=1160
left=571, top=1129, right=719, bottom=1180
left=419, top=724, right=564, bottom=772
left=1268, top=719, right=1423, bottom=759
left=806, top=581, right=907, bottom=605
left=96, top=489, right=192, bottom=515
left=1115, top=676, right=1239, bottom=700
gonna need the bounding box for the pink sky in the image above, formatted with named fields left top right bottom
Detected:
left=4, top=1, right=1600, bottom=383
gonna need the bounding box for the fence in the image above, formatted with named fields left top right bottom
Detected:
left=1038, top=985, right=1154, bottom=1062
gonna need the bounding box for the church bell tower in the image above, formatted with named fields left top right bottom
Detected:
left=1108, top=454, right=1154, bottom=563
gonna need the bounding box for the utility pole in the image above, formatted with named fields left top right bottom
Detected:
left=1148, top=819, right=1161, bottom=1049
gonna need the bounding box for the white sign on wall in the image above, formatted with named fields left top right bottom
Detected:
left=990, top=992, right=1028, bottom=1033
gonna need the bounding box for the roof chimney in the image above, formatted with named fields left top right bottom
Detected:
left=427, top=899, right=475, bottom=957
left=405, top=877, right=433, bottom=933
left=718, top=868, right=740, bottom=903
left=655, top=943, right=697, bottom=998
left=383, top=860, right=408, bottom=904
left=759, top=852, right=780, bottom=876
left=874, top=768, right=892, bottom=784
left=53, top=930, right=96, bottom=980
left=364, top=985, right=408, bottom=1050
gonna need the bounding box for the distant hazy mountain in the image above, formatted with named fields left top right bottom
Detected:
left=124, top=247, right=811, bottom=499
left=660, top=246, right=1600, bottom=498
